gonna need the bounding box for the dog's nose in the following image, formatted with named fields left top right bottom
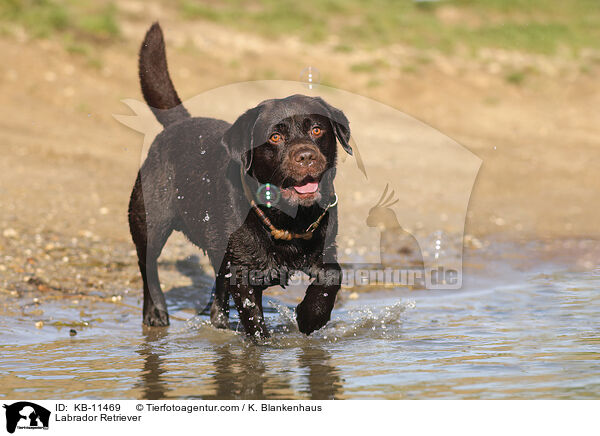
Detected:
left=294, top=148, right=316, bottom=165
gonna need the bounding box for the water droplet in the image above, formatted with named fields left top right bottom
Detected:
left=299, top=66, right=321, bottom=90
left=243, top=298, right=256, bottom=308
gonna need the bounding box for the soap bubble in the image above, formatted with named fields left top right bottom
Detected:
left=299, top=66, right=321, bottom=90
left=256, top=183, right=281, bottom=208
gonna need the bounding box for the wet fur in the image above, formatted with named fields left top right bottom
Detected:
left=128, top=23, right=352, bottom=338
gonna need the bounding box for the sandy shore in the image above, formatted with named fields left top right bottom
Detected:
left=1, top=15, right=599, bottom=298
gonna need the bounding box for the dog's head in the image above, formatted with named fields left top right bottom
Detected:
left=222, top=94, right=351, bottom=207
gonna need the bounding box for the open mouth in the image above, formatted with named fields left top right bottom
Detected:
left=287, top=176, right=321, bottom=196
left=280, top=176, right=322, bottom=203
left=293, top=181, right=319, bottom=194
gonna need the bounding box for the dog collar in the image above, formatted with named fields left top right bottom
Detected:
left=240, top=167, right=337, bottom=241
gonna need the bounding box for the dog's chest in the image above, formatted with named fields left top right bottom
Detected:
left=268, top=241, right=317, bottom=271
left=230, top=230, right=319, bottom=272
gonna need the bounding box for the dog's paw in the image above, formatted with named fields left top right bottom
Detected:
left=143, top=308, right=170, bottom=327
left=296, top=300, right=331, bottom=335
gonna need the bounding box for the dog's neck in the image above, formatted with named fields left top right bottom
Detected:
left=239, top=166, right=336, bottom=240
left=263, top=202, right=326, bottom=229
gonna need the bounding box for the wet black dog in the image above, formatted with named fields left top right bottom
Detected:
left=128, top=23, right=352, bottom=338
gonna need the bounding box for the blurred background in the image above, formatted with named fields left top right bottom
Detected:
left=2, top=0, right=599, bottom=295
left=1, top=0, right=599, bottom=290
left=1, top=0, right=599, bottom=400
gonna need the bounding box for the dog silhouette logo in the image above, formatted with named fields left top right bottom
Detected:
left=3, top=402, right=50, bottom=434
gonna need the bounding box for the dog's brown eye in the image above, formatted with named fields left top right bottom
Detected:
left=269, top=133, right=283, bottom=144
left=311, top=126, right=322, bottom=137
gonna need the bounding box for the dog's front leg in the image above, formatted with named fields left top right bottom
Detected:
left=229, top=281, right=269, bottom=339
left=296, top=263, right=341, bottom=335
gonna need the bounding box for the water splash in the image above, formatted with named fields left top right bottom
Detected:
left=264, top=299, right=415, bottom=347
left=184, top=297, right=414, bottom=347
left=316, top=300, right=416, bottom=341
left=185, top=316, right=213, bottom=331
left=268, top=300, right=298, bottom=333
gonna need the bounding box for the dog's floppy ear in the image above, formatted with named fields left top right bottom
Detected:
left=222, top=106, right=261, bottom=172
left=316, top=98, right=352, bottom=156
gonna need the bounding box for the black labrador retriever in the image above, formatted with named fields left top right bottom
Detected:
left=128, top=23, right=353, bottom=338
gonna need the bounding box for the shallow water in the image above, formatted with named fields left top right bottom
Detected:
left=1, top=258, right=599, bottom=399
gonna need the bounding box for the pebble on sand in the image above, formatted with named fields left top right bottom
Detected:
left=3, top=228, right=18, bottom=238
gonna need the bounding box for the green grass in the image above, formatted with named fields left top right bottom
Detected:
left=0, top=0, right=120, bottom=40
left=349, top=59, right=389, bottom=74
left=505, top=70, right=526, bottom=85
left=178, top=0, right=600, bottom=54
left=77, top=3, right=119, bottom=39
left=366, top=78, right=382, bottom=88
left=0, top=0, right=119, bottom=66
left=1, top=0, right=598, bottom=56
left=401, top=64, right=419, bottom=74
left=333, top=43, right=354, bottom=53
left=504, top=65, right=538, bottom=85
left=0, top=0, right=69, bottom=37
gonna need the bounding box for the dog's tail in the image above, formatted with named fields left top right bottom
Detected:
left=139, top=22, right=190, bottom=128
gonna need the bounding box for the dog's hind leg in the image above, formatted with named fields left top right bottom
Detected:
left=138, top=240, right=171, bottom=327
left=129, top=174, right=173, bottom=326
left=209, top=275, right=230, bottom=329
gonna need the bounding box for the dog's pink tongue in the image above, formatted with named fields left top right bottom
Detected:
left=294, top=182, right=319, bottom=194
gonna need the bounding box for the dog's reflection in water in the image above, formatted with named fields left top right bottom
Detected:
left=136, top=332, right=343, bottom=400
left=137, top=329, right=170, bottom=400
left=297, top=346, right=343, bottom=400
left=207, top=345, right=343, bottom=400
